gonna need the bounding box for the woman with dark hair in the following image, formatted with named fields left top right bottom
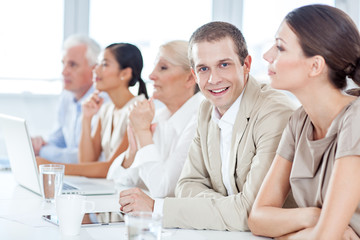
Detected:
left=37, top=43, right=148, bottom=178
left=79, top=43, right=148, bottom=164
left=248, top=4, right=360, bottom=239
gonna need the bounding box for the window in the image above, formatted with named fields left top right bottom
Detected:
left=0, top=0, right=64, bottom=94
left=89, top=0, right=212, bottom=84
left=242, top=0, right=335, bottom=82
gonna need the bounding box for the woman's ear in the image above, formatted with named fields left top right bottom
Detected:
left=120, top=67, right=133, bottom=81
left=309, top=55, right=326, bottom=77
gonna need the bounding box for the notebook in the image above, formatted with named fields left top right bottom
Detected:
left=0, top=113, right=116, bottom=196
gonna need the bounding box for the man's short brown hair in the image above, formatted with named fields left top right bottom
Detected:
left=188, top=21, right=248, bottom=68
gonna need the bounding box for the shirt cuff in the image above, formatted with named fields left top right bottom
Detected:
left=153, top=198, right=164, bottom=216
left=131, top=144, right=158, bottom=168
left=107, top=152, right=126, bottom=179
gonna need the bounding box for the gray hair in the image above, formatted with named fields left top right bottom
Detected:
left=63, top=34, right=101, bottom=66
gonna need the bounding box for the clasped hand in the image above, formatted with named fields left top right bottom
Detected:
left=82, top=91, right=104, bottom=119
left=122, top=99, right=156, bottom=168
left=128, top=98, right=155, bottom=135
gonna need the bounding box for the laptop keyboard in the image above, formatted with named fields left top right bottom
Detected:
left=62, top=183, right=78, bottom=190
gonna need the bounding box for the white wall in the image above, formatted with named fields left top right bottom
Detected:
left=0, top=94, right=59, bottom=164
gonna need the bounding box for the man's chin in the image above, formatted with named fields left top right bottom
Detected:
left=63, top=84, right=72, bottom=91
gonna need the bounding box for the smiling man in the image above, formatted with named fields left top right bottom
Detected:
left=119, top=21, right=296, bottom=231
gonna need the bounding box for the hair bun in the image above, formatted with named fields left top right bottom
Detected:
left=345, top=87, right=360, bottom=96
left=344, top=58, right=360, bottom=80
left=344, top=63, right=355, bottom=78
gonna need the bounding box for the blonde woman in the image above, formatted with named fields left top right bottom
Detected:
left=107, top=40, right=203, bottom=198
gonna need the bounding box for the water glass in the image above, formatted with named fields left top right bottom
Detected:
left=125, top=211, right=162, bottom=240
left=39, top=164, right=64, bottom=203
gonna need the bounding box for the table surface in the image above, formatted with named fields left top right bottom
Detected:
left=0, top=170, right=271, bottom=240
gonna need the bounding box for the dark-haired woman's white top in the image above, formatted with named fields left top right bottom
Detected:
left=98, top=95, right=145, bottom=161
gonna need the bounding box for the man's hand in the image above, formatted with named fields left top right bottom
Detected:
left=31, top=136, right=46, bottom=155
left=119, top=188, right=155, bottom=213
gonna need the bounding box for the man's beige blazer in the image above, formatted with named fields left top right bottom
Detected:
left=162, top=76, right=296, bottom=231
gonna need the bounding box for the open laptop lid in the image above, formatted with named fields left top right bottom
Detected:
left=0, top=114, right=116, bottom=196
left=0, top=114, right=42, bottom=195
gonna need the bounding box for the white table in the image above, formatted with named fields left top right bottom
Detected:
left=0, top=171, right=271, bottom=240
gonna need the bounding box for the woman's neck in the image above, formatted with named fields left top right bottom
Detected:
left=165, top=91, right=194, bottom=115
left=107, top=88, right=134, bottom=109
left=294, top=84, right=355, bottom=140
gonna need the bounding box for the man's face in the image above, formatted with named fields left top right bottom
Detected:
left=191, top=37, right=251, bottom=116
left=62, top=44, right=94, bottom=100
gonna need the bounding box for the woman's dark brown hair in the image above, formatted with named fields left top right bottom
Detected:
left=106, top=43, right=149, bottom=99
left=285, top=4, right=360, bottom=89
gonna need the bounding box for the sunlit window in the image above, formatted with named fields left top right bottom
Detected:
left=242, top=0, right=335, bottom=83
left=89, top=0, right=212, bottom=85
left=0, top=0, right=64, bottom=94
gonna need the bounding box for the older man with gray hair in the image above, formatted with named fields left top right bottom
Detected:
left=32, top=35, right=103, bottom=164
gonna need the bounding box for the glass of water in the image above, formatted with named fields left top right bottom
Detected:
left=39, top=164, right=64, bottom=203
left=125, top=212, right=162, bottom=240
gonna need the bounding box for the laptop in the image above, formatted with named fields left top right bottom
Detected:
left=0, top=113, right=116, bottom=196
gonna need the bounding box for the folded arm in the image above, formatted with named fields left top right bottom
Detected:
left=308, top=156, right=360, bottom=240
left=248, top=155, right=321, bottom=237
left=249, top=155, right=360, bottom=240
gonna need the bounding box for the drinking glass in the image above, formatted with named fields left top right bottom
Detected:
left=39, top=164, right=64, bottom=203
left=125, top=211, right=162, bottom=240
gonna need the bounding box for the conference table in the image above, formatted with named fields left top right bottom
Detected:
left=0, top=170, right=271, bottom=240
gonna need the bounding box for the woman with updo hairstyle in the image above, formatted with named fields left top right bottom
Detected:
left=248, top=4, right=360, bottom=239
left=106, top=43, right=149, bottom=99
left=78, top=43, right=148, bottom=164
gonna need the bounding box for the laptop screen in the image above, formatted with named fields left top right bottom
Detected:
left=0, top=114, right=42, bottom=195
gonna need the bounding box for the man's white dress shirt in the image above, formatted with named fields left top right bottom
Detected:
left=154, top=93, right=243, bottom=214
left=211, top=93, right=242, bottom=195
left=39, top=86, right=97, bottom=163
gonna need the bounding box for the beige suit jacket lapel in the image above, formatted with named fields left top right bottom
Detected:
left=207, top=118, right=226, bottom=192
left=228, top=76, right=258, bottom=193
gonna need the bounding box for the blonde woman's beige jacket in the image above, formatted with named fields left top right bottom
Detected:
left=162, top=76, right=296, bottom=231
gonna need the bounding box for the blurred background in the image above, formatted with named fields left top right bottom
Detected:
left=0, top=0, right=357, bottom=166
